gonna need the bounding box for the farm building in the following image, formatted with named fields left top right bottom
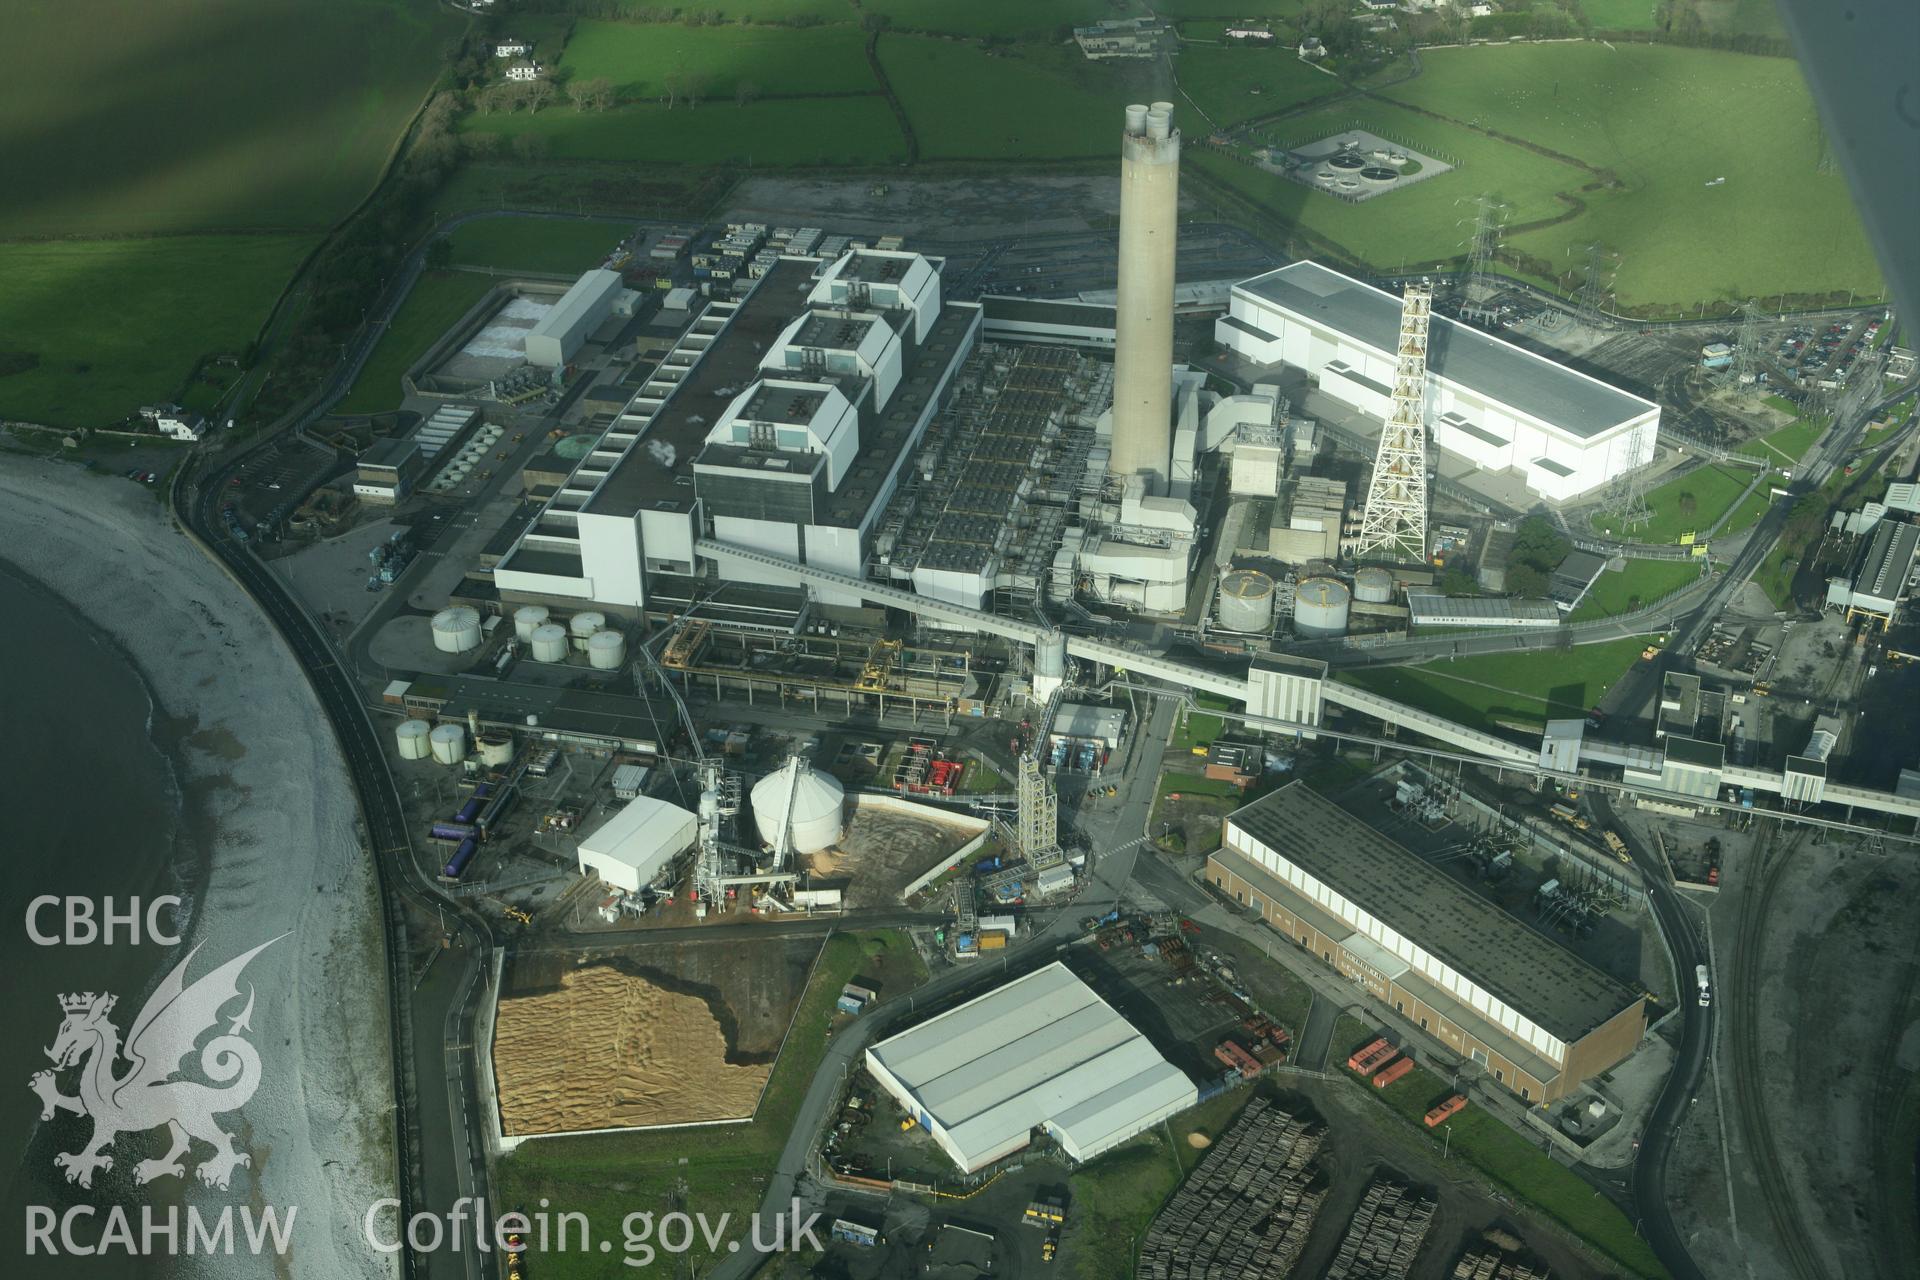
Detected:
left=865, top=962, right=1197, bottom=1172
left=525, top=269, right=625, bottom=369
left=1208, top=781, right=1645, bottom=1104
left=576, top=795, right=698, bottom=893
left=1216, top=262, right=1659, bottom=502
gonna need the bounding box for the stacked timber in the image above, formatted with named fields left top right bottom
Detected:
left=1138, top=1097, right=1326, bottom=1279
left=1451, top=1244, right=1551, bottom=1280
left=1325, top=1177, right=1437, bottom=1279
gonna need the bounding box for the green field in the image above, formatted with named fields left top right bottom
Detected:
left=1155, top=0, right=1306, bottom=17
left=0, top=236, right=314, bottom=426
left=1738, top=415, right=1828, bottom=466
left=9, top=0, right=460, bottom=237
left=1568, top=559, right=1707, bottom=621
left=335, top=271, right=494, bottom=414
left=1176, top=45, right=1342, bottom=128
left=493, top=931, right=921, bottom=1279
left=881, top=37, right=1159, bottom=159
left=1337, top=635, right=1655, bottom=736
left=1591, top=463, right=1757, bottom=541
left=1580, top=0, right=1661, bottom=28
left=460, top=96, right=905, bottom=165
left=1370, top=1065, right=1667, bottom=1277
left=868, top=0, right=1137, bottom=38
left=1195, top=98, right=1587, bottom=270
left=1065, top=1087, right=1254, bottom=1280
left=602, top=0, right=852, bottom=18
left=445, top=217, right=632, bottom=275
left=1377, top=45, right=1880, bottom=310
left=558, top=20, right=876, bottom=100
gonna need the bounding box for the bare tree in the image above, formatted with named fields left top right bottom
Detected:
left=664, top=67, right=686, bottom=110
left=682, top=70, right=707, bottom=109
left=525, top=79, right=554, bottom=113
left=567, top=79, right=592, bottom=111
left=588, top=77, right=615, bottom=112
left=735, top=79, right=760, bottom=108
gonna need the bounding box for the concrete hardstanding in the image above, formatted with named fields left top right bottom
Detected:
left=1111, top=103, right=1180, bottom=489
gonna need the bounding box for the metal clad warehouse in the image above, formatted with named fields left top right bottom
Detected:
left=864, top=962, right=1197, bottom=1172
left=526, top=269, right=625, bottom=369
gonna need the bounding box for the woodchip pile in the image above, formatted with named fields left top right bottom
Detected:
left=1325, top=1177, right=1437, bottom=1279
left=1138, top=1097, right=1325, bottom=1279
left=1452, top=1245, right=1550, bottom=1280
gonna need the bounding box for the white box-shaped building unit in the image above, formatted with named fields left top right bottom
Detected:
left=1217, top=262, right=1658, bottom=502
left=526, top=269, right=625, bottom=369
left=576, top=795, right=698, bottom=893
left=864, top=962, right=1197, bottom=1173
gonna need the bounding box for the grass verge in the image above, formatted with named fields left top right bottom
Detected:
left=1335, top=636, right=1654, bottom=736
left=1567, top=560, right=1705, bottom=621
left=446, top=216, right=633, bottom=275
left=336, top=270, right=495, bottom=415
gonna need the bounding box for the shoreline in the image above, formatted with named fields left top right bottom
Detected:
left=0, top=455, right=398, bottom=1279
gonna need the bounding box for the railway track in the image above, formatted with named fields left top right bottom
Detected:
left=1727, top=830, right=1827, bottom=1280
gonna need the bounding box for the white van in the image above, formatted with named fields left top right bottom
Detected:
left=1695, top=964, right=1711, bottom=1008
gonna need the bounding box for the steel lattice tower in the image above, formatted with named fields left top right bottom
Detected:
left=1574, top=242, right=1617, bottom=327
left=1730, top=298, right=1764, bottom=387
left=1016, top=754, right=1058, bottom=861
left=1356, top=283, right=1433, bottom=563
left=1461, top=195, right=1505, bottom=305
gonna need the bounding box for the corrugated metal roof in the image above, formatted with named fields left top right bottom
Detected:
left=1237, top=262, right=1653, bottom=438
left=528, top=269, right=623, bottom=345
left=866, top=963, right=1194, bottom=1169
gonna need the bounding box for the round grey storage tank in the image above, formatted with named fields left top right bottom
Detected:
left=1354, top=566, right=1396, bottom=604
left=1293, top=577, right=1351, bottom=638
left=429, top=723, right=467, bottom=765
left=586, top=629, right=626, bottom=670
left=430, top=607, right=482, bottom=654
left=530, top=623, right=570, bottom=664
left=1216, top=569, right=1276, bottom=633
left=512, top=605, right=550, bottom=642
left=395, top=719, right=433, bottom=760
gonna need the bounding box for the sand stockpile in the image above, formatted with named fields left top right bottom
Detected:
left=493, top=965, right=771, bottom=1135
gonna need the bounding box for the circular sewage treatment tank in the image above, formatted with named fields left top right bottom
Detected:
left=1293, top=577, right=1351, bottom=638
left=554, top=434, right=599, bottom=461
left=1328, top=151, right=1365, bottom=170
left=430, top=607, right=482, bottom=653
left=1361, top=166, right=1398, bottom=183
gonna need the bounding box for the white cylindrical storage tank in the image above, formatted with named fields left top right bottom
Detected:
left=751, top=758, right=845, bottom=855
left=431, top=606, right=482, bottom=653
left=429, top=723, right=467, bottom=765
left=1034, top=629, right=1067, bottom=679
left=478, top=731, right=514, bottom=767
left=587, top=629, right=626, bottom=670
left=1354, top=566, right=1395, bottom=604
left=396, top=719, right=433, bottom=760
left=513, top=605, right=551, bottom=642
left=1217, top=569, right=1276, bottom=633
left=568, top=610, right=607, bottom=639
left=530, top=623, right=570, bottom=663
left=1293, top=577, right=1351, bottom=638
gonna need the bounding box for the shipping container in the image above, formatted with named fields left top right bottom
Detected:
left=1424, top=1094, right=1468, bottom=1127
left=1346, top=1037, right=1395, bottom=1074
left=978, top=930, right=1008, bottom=951
left=1373, top=1057, right=1415, bottom=1088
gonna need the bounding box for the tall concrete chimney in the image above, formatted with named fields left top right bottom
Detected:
left=1112, top=101, right=1180, bottom=490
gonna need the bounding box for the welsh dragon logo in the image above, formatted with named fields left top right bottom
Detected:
left=29, top=936, right=282, bottom=1191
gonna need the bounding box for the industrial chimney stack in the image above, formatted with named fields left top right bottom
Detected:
left=1111, top=101, right=1180, bottom=490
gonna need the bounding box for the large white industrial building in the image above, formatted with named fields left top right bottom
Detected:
left=1216, top=262, right=1659, bottom=501
left=865, top=962, right=1197, bottom=1172
left=525, top=269, right=627, bottom=369
left=576, top=795, right=698, bottom=892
